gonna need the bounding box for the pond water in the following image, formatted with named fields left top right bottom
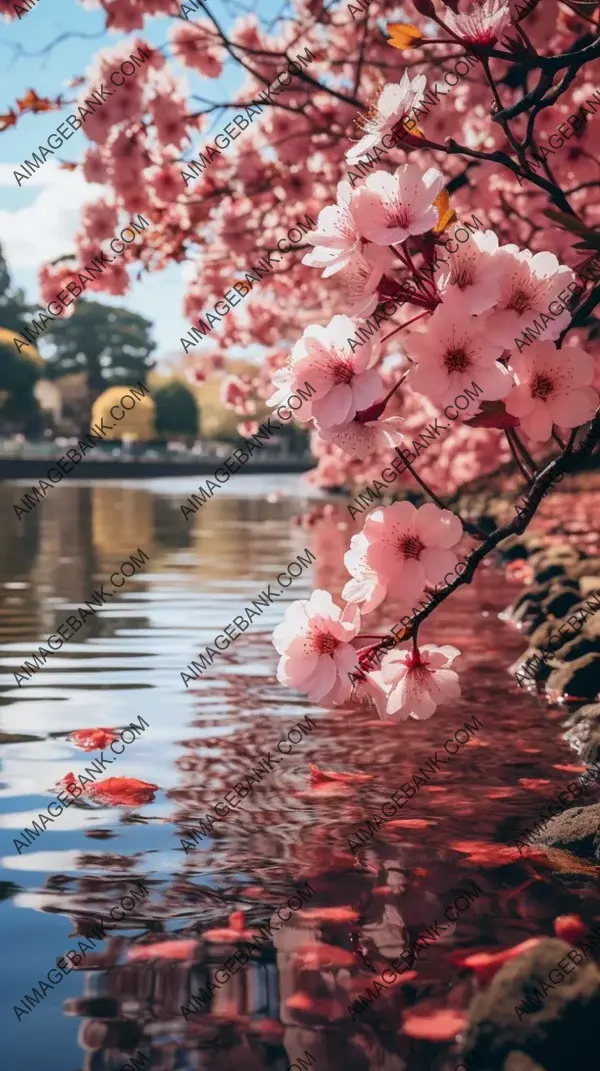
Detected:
left=0, top=474, right=597, bottom=1071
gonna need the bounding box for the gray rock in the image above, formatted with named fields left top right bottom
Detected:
left=459, top=937, right=600, bottom=1071
left=509, top=581, right=579, bottom=633
left=545, top=652, right=600, bottom=703
left=541, top=585, right=586, bottom=623
left=529, top=802, right=600, bottom=858
left=568, top=559, right=600, bottom=581
left=563, top=703, right=600, bottom=766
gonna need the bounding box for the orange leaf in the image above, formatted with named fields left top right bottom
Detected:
left=0, top=110, right=18, bottom=132
left=433, top=190, right=457, bottom=234
left=387, top=23, right=424, bottom=50
left=58, top=162, right=78, bottom=171
left=17, top=89, right=54, bottom=113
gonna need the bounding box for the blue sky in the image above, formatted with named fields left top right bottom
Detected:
left=0, top=0, right=260, bottom=366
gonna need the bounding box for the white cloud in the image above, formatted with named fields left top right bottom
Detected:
left=0, top=163, right=103, bottom=270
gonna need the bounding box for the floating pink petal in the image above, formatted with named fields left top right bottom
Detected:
left=203, top=910, right=259, bottom=943
left=286, top=991, right=345, bottom=1019
left=460, top=938, right=544, bottom=982
left=128, top=939, right=197, bottom=962
left=88, top=776, right=159, bottom=806
left=297, top=906, right=360, bottom=923
left=387, top=818, right=435, bottom=829
left=68, top=727, right=119, bottom=751
left=554, top=914, right=586, bottom=944
left=309, top=763, right=372, bottom=785
left=403, top=1007, right=467, bottom=1040
left=294, top=942, right=355, bottom=968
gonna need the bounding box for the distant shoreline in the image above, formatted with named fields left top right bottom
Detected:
left=0, top=456, right=315, bottom=481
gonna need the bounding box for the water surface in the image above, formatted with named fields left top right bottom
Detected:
left=0, top=475, right=596, bottom=1071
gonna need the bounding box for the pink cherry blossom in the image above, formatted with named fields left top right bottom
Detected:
left=504, top=341, right=599, bottom=442
left=336, top=243, right=397, bottom=317
left=273, top=590, right=360, bottom=704
left=220, top=375, right=256, bottom=415
left=343, top=532, right=387, bottom=612
left=169, top=21, right=226, bottom=78
left=319, top=414, right=405, bottom=459
left=352, top=164, right=446, bottom=246
left=434, top=229, right=506, bottom=315
left=271, top=314, right=383, bottom=429
left=358, top=501, right=464, bottom=606
left=444, top=0, right=512, bottom=46
left=380, top=643, right=462, bottom=720
left=484, top=247, right=577, bottom=349
left=346, top=73, right=427, bottom=164
left=407, top=304, right=513, bottom=406
left=302, top=180, right=362, bottom=277
left=350, top=667, right=390, bottom=719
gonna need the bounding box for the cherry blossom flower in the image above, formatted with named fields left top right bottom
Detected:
left=407, top=303, right=513, bottom=405
left=319, top=414, right=405, bottom=459
left=270, top=314, right=383, bottom=429
left=346, top=73, right=427, bottom=164
left=302, top=180, right=362, bottom=277
left=434, top=229, right=506, bottom=314
left=380, top=643, right=461, bottom=719
left=444, top=0, right=513, bottom=46
left=354, top=501, right=464, bottom=606
left=169, top=21, right=226, bottom=77
left=504, top=341, right=598, bottom=442
left=336, top=242, right=397, bottom=316
left=485, top=246, right=577, bottom=348
left=220, top=374, right=255, bottom=415
left=343, top=531, right=388, bottom=612
left=352, top=164, right=446, bottom=246
left=273, top=589, right=360, bottom=703
left=349, top=666, right=390, bottom=718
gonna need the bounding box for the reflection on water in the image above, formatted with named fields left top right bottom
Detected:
left=0, top=475, right=598, bottom=1071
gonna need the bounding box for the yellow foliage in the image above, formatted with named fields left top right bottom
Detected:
left=0, top=326, right=43, bottom=365
left=91, top=386, right=156, bottom=441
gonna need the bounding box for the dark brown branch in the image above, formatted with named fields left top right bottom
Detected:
left=370, top=412, right=600, bottom=651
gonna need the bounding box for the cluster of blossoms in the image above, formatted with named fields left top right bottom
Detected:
left=274, top=497, right=467, bottom=721
left=22, top=0, right=600, bottom=715
left=269, top=50, right=599, bottom=720
left=273, top=583, right=461, bottom=721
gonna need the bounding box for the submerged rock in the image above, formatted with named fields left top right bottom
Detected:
left=458, top=937, right=600, bottom=1071
left=508, top=581, right=579, bottom=634
left=497, top=534, right=544, bottom=563
left=529, top=802, right=600, bottom=859
left=564, top=703, right=600, bottom=766
left=546, top=652, right=600, bottom=702
left=541, top=585, right=584, bottom=622
left=569, top=558, right=600, bottom=581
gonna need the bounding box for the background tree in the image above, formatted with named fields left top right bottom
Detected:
left=0, top=244, right=32, bottom=337
left=43, top=301, right=156, bottom=395
left=154, top=381, right=199, bottom=440
left=0, top=329, right=42, bottom=435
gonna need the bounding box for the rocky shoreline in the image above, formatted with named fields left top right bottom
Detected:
left=449, top=479, right=600, bottom=1071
